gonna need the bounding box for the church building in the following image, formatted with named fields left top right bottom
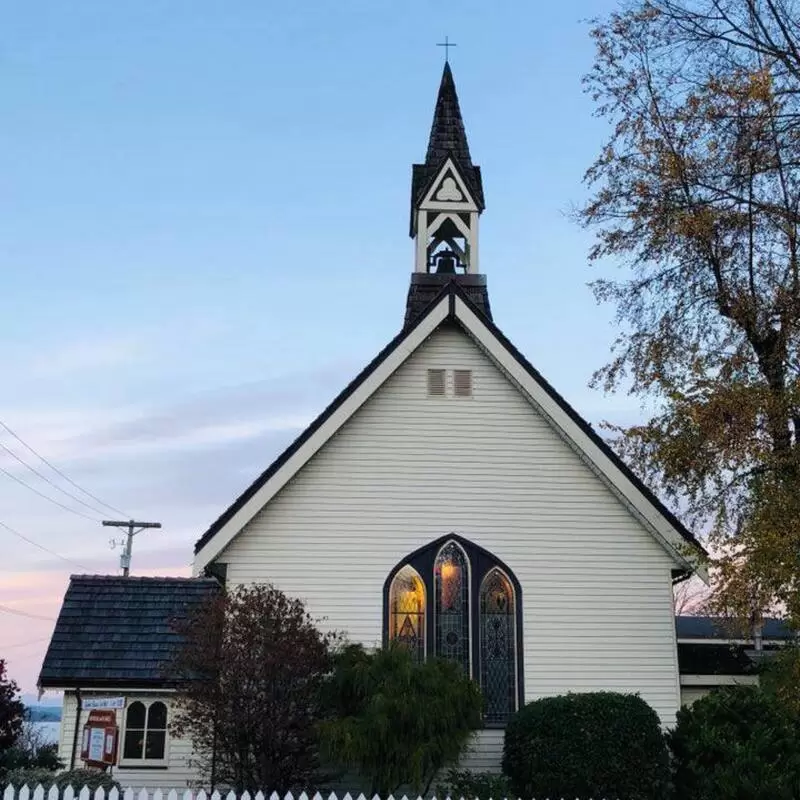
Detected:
left=41, top=63, right=750, bottom=789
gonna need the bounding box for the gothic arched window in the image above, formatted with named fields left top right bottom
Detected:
left=383, top=534, right=523, bottom=725
left=480, top=568, right=516, bottom=723
left=388, top=564, right=426, bottom=663
left=434, top=540, right=471, bottom=675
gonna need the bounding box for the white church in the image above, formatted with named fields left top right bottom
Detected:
left=41, top=63, right=765, bottom=790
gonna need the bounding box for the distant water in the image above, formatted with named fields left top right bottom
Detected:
left=32, top=721, right=60, bottom=745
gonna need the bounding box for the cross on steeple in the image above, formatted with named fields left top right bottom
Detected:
left=436, top=36, right=457, bottom=62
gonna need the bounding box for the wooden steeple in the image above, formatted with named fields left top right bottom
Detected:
left=406, top=62, right=490, bottom=327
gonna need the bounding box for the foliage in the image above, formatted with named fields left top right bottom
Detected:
left=170, top=583, right=338, bottom=793
left=1, top=768, right=120, bottom=791
left=0, top=662, right=24, bottom=754
left=580, top=0, right=800, bottom=624
left=668, top=685, right=800, bottom=799
left=0, top=767, right=56, bottom=789
left=436, top=768, right=511, bottom=800
left=319, top=643, right=482, bottom=796
left=502, top=691, right=670, bottom=800
left=54, top=769, right=119, bottom=792
left=0, top=721, right=63, bottom=783
left=757, top=642, right=800, bottom=714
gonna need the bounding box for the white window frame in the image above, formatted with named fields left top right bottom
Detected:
left=118, top=698, right=170, bottom=767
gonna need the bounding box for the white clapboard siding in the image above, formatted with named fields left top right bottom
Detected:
left=218, top=325, right=681, bottom=770
left=58, top=693, right=196, bottom=790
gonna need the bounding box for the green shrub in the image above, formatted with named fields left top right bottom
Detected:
left=668, top=686, right=800, bottom=800
left=320, top=643, right=482, bottom=795
left=2, top=767, right=58, bottom=789
left=53, top=768, right=120, bottom=792
left=502, top=691, right=670, bottom=800
left=2, top=767, right=119, bottom=791
left=436, top=768, right=511, bottom=799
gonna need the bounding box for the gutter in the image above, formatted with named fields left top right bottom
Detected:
left=69, top=688, right=81, bottom=770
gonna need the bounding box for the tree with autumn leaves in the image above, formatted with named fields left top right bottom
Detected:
left=581, top=0, right=800, bottom=630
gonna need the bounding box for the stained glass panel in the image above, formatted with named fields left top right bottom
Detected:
left=480, top=568, right=516, bottom=723
left=434, top=541, right=470, bottom=675
left=389, top=565, right=425, bottom=663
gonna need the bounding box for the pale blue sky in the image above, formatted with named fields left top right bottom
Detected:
left=1, top=0, right=636, bottom=689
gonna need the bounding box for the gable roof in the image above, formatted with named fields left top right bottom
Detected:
left=194, top=281, right=706, bottom=574
left=38, top=575, right=219, bottom=689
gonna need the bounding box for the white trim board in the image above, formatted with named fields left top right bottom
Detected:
left=680, top=674, right=759, bottom=687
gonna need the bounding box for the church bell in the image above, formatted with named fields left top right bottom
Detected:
left=433, top=250, right=458, bottom=274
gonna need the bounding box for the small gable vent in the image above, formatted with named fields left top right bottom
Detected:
left=427, top=369, right=446, bottom=396
left=453, top=369, right=473, bottom=397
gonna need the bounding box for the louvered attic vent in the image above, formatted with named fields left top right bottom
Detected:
left=453, top=369, right=473, bottom=397
left=427, top=369, right=446, bottom=396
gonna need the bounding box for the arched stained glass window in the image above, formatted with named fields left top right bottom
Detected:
left=384, top=534, right=523, bottom=723
left=434, top=541, right=470, bottom=675
left=389, top=565, right=426, bottom=662
left=480, top=568, right=516, bottom=723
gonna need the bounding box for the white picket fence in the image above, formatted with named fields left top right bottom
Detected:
left=2, top=790, right=522, bottom=800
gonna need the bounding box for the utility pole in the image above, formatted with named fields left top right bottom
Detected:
left=103, top=519, right=161, bottom=577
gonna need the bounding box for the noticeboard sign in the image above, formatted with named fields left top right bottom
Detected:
left=81, top=709, right=118, bottom=766
left=82, top=697, right=125, bottom=710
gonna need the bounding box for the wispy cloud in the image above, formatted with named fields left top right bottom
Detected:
left=27, top=335, right=144, bottom=379
left=57, top=364, right=352, bottom=460
left=0, top=360, right=355, bottom=694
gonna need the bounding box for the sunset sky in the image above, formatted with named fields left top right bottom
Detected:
left=1, top=0, right=638, bottom=693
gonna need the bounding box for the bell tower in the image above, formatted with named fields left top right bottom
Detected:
left=405, top=62, right=491, bottom=326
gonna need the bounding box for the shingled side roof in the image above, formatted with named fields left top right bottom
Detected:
left=676, top=615, right=793, bottom=641
left=38, top=575, right=219, bottom=689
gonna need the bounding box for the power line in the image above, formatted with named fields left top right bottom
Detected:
left=0, top=419, right=129, bottom=518
left=0, top=440, right=110, bottom=517
left=0, top=518, right=90, bottom=571
left=0, top=603, right=55, bottom=622
left=0, top=463, right=99, bottom=522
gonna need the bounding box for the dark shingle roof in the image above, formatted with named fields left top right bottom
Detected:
left=38, top=575, right=219, bottom=689
left=425, top=62, right=473, bottom=168
left=404, top=273, right=491, bottom=328
left=676, top=615, right=794, bottom=640
left=410, top=63, right=485, bottom=235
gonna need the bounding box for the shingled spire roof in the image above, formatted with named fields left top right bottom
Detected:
left=410, top=62, right=485, bottom=232
left=425, top=61, right=473, bottom=168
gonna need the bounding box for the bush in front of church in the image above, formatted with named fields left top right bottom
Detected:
left=2, top=767, right=119, bottom=792
left=502, top=691, right=670, bottom=800
left=319, top=642, right=483, bottom=796
left=667, top=685, right=800, bottom=800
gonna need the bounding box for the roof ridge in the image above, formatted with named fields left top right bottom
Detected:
left=70, top=574, right=217, bottom=583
